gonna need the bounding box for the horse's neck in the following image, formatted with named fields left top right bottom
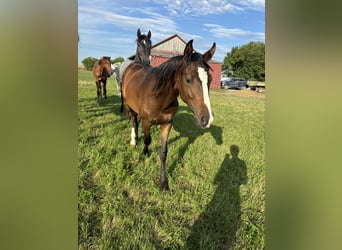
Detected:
left=134, top=52, right=139, bottom=62
left=153, top=81, right=179, bottom=113
left=134, top=51, right=142, bottom=63
left=154, top=65, right=181, bottom=105
left=157, top=59, right=183, bottom=89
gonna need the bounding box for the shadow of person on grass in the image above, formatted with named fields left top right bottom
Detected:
left=186, top=145, right=248, bottom=249
left=168, top=111, right=223, bottom=175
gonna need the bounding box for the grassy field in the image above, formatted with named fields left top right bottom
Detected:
left=78, top=69, right=265, bottom=249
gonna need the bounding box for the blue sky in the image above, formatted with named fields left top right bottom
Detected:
left=78, top=0, right=264, bottom=64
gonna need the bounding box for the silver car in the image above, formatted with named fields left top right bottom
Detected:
left=221, top=78, right=247, bottom=90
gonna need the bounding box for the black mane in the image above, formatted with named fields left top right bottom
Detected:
left=152, top=52, right=211, bottom=91
left=152, top=56, right=183, bottom=90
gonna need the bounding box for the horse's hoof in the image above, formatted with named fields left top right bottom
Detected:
left=160, top=183, right=169, bottom=191
left=143, top=149, right=149, bottom=156
left=160, top=178, right=169, bottom=191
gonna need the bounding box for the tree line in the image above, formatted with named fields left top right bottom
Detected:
left=81, top=41, right=265, bottom=81
left=222, top=41, right=265, bottom=82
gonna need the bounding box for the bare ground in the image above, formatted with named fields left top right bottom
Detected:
left=213, top=89, right=265, bottom=98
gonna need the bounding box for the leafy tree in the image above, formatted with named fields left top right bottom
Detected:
left=222, top=42, right=265, bottom=81
left=82, top=57, right=98, bottom=71
left=111, top=57, right=124, bottom=64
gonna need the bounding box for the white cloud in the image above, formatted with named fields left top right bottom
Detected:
left=235, top=0, right=264, bottom=9
left=78, top=5, right=181, bottom=59
left=79, top=6, right=178, bottom=37
left=155, top=0, right=264, bottom=16
left=78, top=1, right=264, bottom=62
left=204, top=23, right=265, bottom=41
left=156, top=0, right=240, bottom=15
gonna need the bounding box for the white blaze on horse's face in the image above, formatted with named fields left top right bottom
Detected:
left=198, top=67, right=214, bottom=128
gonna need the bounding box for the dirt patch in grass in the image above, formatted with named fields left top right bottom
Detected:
left=212, top=89, right=265, bottom=98
left=78, top=80, right=93, bottom=86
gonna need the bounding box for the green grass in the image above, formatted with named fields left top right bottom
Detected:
left=78, top=69, right=265, bottom=249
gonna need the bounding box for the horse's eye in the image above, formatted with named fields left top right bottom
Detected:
left=186, top=79, right=191, bottom=84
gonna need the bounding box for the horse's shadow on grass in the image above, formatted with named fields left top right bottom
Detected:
left=78, top=94, right=126, bottom=133
left=186, top=145, right=248, bottom=249
left=168, top=109, right=223, bottom=175
left=79, top=94, right=123, bottom=116
left=106, top=94, right=124, bottom=116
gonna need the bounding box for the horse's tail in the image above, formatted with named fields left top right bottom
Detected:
left=119, top=71, right=124, bottom=113
left=120, top=88, right=124, bottom=113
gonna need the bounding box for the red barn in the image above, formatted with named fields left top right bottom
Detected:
left=150, top=34, right=222, bottom=89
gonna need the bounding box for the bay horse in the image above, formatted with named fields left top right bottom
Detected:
left=117, top=29, right=152, bottom=98
left=92, top=56, right=112, bottom=103
left=121, top=40, right=216, bottom=190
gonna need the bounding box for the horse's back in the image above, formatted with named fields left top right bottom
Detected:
left=122, top=62, right=151, bottom=86
left=122, top=62, right=152, bottom=112
left=119, top=60, right=134, bottom=81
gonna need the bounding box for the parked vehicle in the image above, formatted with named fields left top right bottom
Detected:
left=220, top=73, right=231, bottom=83
left=221, top=78, right=247, bottom=90
left=247, top=81, right=266, bottom=93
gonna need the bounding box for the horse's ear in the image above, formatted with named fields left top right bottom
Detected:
left=183, top=40, right=194, bottom=61
left=98, top=59, right=102, bottom=65
left=203, top=42, right=216, bottom=62
left=137, top=29, right=141, bottom=38
left=147, top=30, right=151, bottom=39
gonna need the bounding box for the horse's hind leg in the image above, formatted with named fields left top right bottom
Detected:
left=129, top=110, right=139, bottom=146
left=120, top=91, right=124, bottom=113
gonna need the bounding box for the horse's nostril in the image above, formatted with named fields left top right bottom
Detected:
left=201, top=116, right=209, bottom=127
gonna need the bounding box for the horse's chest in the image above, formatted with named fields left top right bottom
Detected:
left=137, top=92, right=178, bottom=123
left=155, top=112, right=175, bottom=124
left=141, top=103, right=178, bottom=125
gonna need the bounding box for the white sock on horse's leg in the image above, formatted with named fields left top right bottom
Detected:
left=130, top=128, right=136, bottom=146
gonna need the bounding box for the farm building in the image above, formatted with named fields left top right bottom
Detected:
left=151, top=34, right=221, bottom=89
left=129, top=34, right=221, bottom=89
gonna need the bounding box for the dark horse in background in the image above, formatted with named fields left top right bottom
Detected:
left=115, top=29, right=152, bottom=98
left=121, top=40, right=216, bottom=190
left=92, top=56, right=112, bottom=103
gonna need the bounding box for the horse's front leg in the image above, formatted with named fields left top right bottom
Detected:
left=129, top=111, right=139, bottom=146
left=142, top=119, right=152, bottom=155
left=96, top=81, right=101, bottom=103
left=159, top=123, right=172, bottom=190
left=103, top=79, right=107, bottom=99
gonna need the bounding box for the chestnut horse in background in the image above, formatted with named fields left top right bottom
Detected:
left=92, top=56, right=112, bottom=103
left=121, top=40, right=216, bottom=190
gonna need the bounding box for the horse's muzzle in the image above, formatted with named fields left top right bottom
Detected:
left=200, top=115, right=209, bottom=128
